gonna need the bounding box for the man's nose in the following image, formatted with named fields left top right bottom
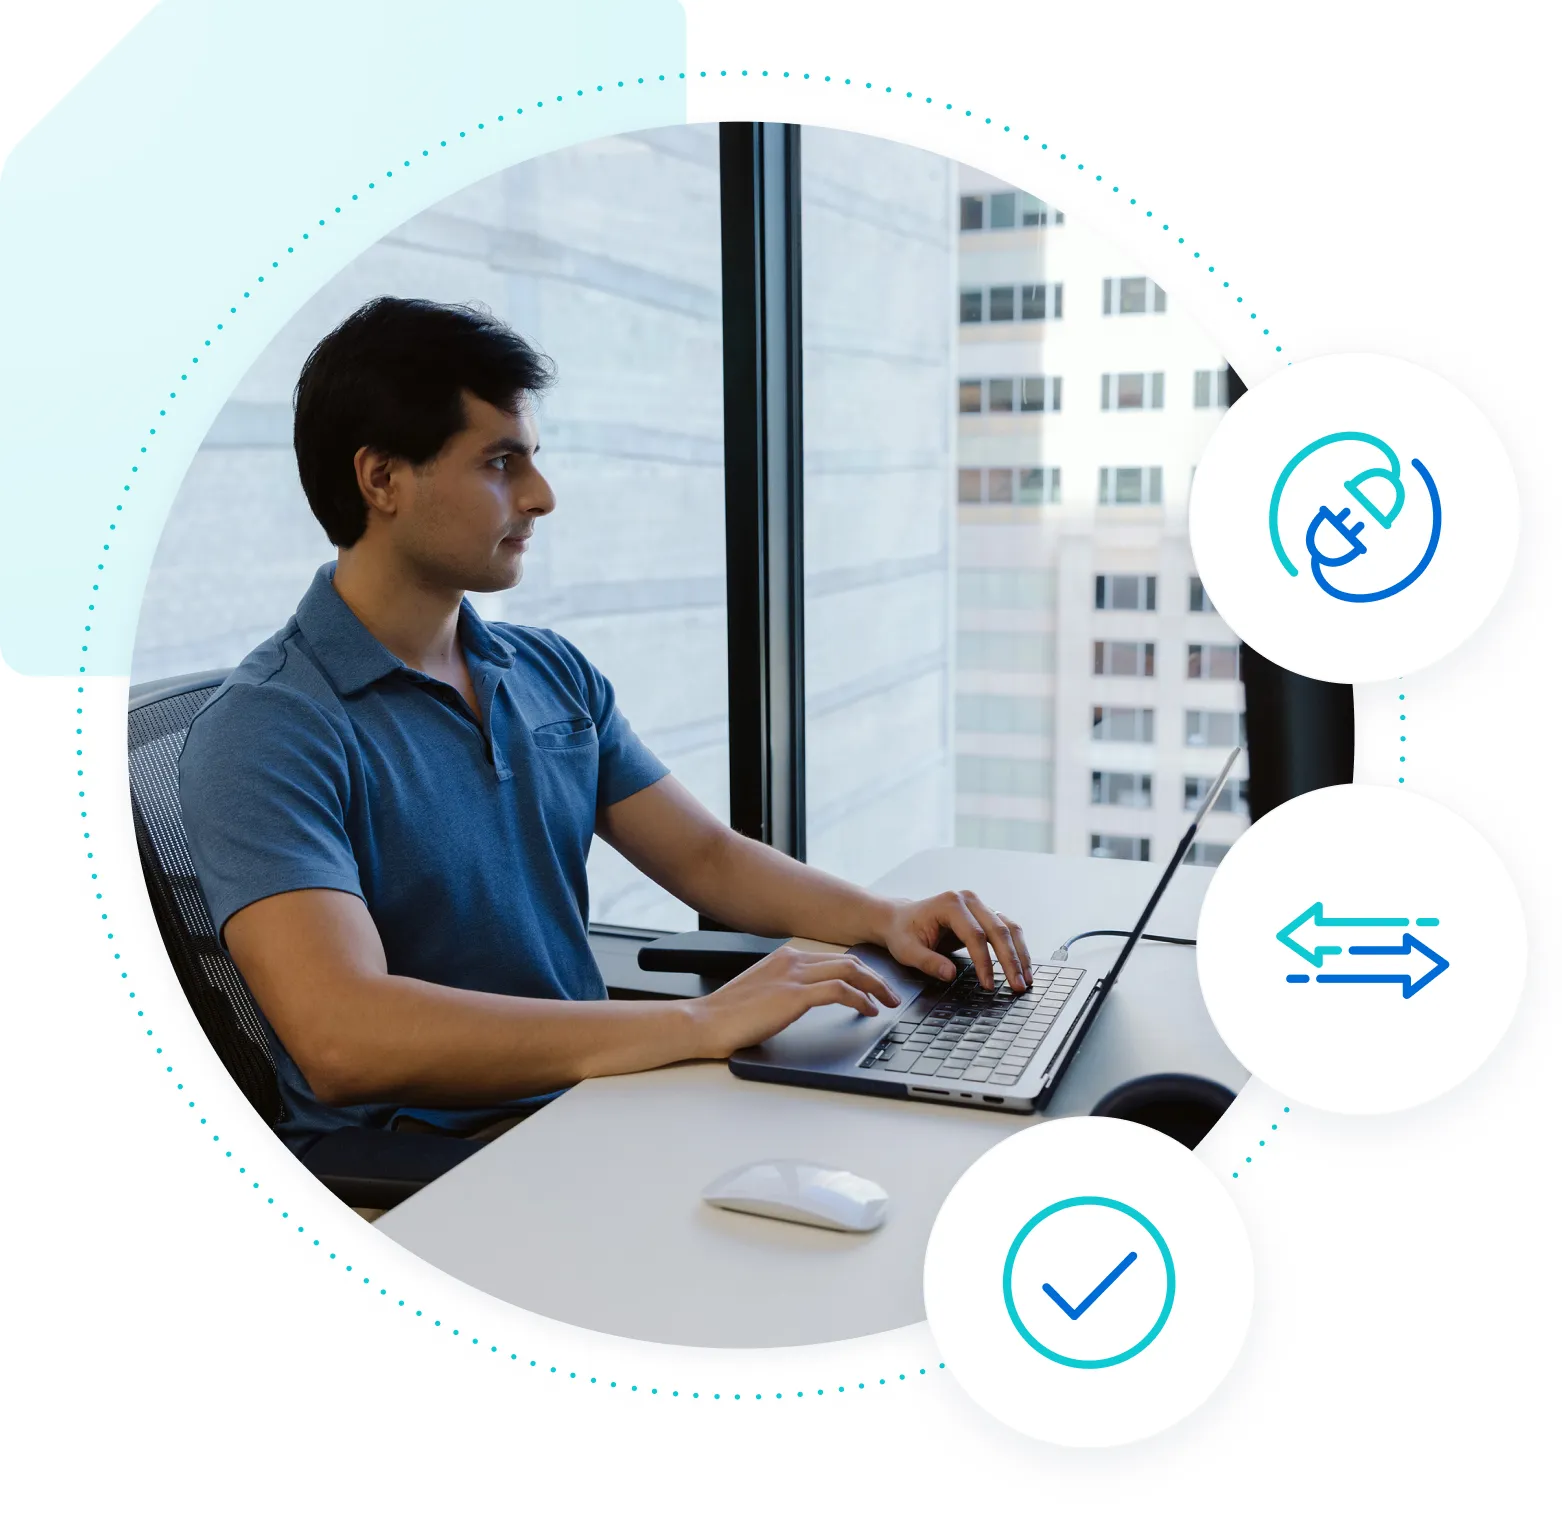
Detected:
left=521, top=468, right=557, bottom=517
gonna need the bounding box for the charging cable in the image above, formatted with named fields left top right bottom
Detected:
left=1050, top=929, right=1196, bottom=961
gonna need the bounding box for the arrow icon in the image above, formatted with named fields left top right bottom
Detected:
left=1276, top=902, right=1411, bottom=968
left=1316, top=935, right=1450, bottom=999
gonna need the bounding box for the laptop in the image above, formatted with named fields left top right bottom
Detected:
left=729, top=747, right=1242, bottom=1113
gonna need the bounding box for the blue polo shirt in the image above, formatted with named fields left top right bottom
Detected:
left=178, top=562, right=669, bottom=1153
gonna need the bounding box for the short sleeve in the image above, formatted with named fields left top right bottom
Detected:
left=537, top=631, right=670, bottom=809
left=178, top=680, right=365, bottom=940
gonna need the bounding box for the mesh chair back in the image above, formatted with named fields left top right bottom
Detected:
left=127, top=675, right=284, bottom=1123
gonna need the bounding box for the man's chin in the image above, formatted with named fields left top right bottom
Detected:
left=468, top=559, right=525, bottom=595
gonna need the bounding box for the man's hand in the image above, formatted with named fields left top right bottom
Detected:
left=874, top=890, right=1033, bottom=991
left=685, top=946, right=902, bottom=1059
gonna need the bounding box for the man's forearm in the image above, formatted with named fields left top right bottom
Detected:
left=303, top=974, right=701, bottom=1107
left=676, top=828, right=897, bottom=947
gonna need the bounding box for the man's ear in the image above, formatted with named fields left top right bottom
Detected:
left=352, top=444, right=403, bottom=524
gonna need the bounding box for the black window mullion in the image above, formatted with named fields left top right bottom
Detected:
left=717, top=121, right=805, bottom=867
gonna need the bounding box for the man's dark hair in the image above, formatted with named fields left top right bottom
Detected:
left=292, top=297, right=555, bottom=546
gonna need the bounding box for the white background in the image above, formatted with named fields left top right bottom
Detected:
left=3, top=1, right=1560, bottom=1513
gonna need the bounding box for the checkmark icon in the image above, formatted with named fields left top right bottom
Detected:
left=1041, top=1251, right=1138, bottom=1320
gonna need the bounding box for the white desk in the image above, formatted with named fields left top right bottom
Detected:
left=376, top=847, right=1246, bottom=1347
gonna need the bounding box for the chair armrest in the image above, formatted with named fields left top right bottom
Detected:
left=297, top=1126, right=487, bottom=1211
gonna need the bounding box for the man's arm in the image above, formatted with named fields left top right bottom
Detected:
left=595, top=776, right=1034, bottom=991
left=223, top=887, right=901, bottom=1107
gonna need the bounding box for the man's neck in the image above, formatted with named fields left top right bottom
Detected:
left=330, top=547, right=466, bottom=675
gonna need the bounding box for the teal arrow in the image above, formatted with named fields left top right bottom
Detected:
left=1276, top=902, right=1412, bottom=969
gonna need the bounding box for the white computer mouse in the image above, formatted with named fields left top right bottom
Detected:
left=701, top=1159, right=889, bottom=1233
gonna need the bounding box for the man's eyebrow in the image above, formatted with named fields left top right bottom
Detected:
left=480, top=435, right=536, bottom=455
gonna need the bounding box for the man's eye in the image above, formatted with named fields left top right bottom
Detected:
left=490, top=455, right=510, bottom=471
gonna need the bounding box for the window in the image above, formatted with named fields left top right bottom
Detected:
left=1020, top=193, right=1062, bottom=226
left=1095, top=574, right=1156, bottom=611
left=958, top=755, right=1051, bottom=795
left=956, top=692, right=1051, bottom=734
left=958, top=378, right=983, bottom=413
left=1102, top=276, right=1168, bottom=314
left=1022, top=282, right=1063, bottom=319
left=1187, top=642, right=1239, bottom=680
left=957, top=468, right=983, bottom=503
left=1098, top=466, right=1164, bottom=505
left=1185, top=709, right=1242, bottom=747
left=1092, top=706, right=1155, bottom=742
left=1092, top=770, right=1154, bottom=808
left=959, top=631, right=1055, bottom=670
left=959, top=288, right=983, bottom=323
left=960, top=190, right=1063, bottom=231
left=958, top=569, right=1055, bottom=609
left=957, top=816, right=1052, bottom=852
left=1188, top=841, right=1230, bottom=866
left=1091, top=834, right=1151, bottom=862
left=1093, top=640, right=1155, bottom=676
left=1020, top=376, right=1062, bottom=412
left=988, top=285, right=1016, bottom=322
left=1194, top=368, right=1229, bottom=408
left=1189, top=576, right=1214, bottom=613
left=988, top=377, right=1014, bottom=413
left=1018, top=466, right=1062, bottom=504
left=1101, top=372, right=1165, bottom=410
left=1185, top=775, right=1249, bottom=815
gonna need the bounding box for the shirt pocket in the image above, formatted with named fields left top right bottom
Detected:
left=531, top=715, right=597, bottom=750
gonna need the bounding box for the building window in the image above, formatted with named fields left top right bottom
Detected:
left=1101, top=372, right=1165, bottom=410
left=1184, top=709, right=1243, bottom=747
left=1188, top=841, right=1230, bottom=866
left=959, top=288, right=983, bottom=323
left=1189, top=576, right=1214, bottom=613
left=1102, top=276, right=1168, bottom=315
left=1021, top=376, right=1062, bottom=412
left=1093, top=639, right=1155, bottom=677
left=956, top=816, right=1052, bottom=852
left=960, top=377, right=1062, bottom=413
left=1187, top=642, right=1239, bottom=680
left=1098, top=466, right=1164, bottom=505
left=959, top=467, right=1061, bottom=506
left=958, top=755, right=1051, bottom=795
left=1091, top=833, right=1151, bottom=862
left=1194, top=368, right=1230, bottom=408
left=959, top=631, right=1054, bottom=670
left=1185, top=774, right=1249, bottom=815
left=1092, top=706, right=1155, bottom=743
left=1092, top=770, right=1154, bottom=808
left=1094, top=574, right=1157, bottom=611
left=956, top=693, right=1051, bottom=734
left=961, top=191, right=1063, bottom=231
left=1018, top=466, right=1062, bottom=504
left=1021, top=282, right=1063, bottom=320
left=988, top=284, right=1017, bottom=322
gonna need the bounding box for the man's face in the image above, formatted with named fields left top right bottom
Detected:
left=389, top=391, right=556, bottom=593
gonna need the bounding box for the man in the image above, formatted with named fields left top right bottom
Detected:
left=180, top=296, right=1033, bottom=1153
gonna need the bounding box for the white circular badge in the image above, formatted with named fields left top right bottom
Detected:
left=1189, top=353, right=1519, bottom=683
left=1197, top=784, right=1526, bottom=1114
left=924, top=1118, right=1253, bottom=1447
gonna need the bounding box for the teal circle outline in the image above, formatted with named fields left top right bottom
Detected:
left=1001, top=1196, right=1175, bottom=1369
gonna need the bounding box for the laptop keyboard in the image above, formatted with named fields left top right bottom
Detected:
left=858, top=961, right=1087, bottom=1086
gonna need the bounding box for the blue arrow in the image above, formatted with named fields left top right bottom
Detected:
left=1315, top=934, right=1449, bottom=998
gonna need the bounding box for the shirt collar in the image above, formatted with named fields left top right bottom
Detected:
left=294, top=562, right=514, bottom=697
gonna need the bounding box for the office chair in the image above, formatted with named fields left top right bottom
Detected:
left=127, top=671, right=486, bottom=1209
